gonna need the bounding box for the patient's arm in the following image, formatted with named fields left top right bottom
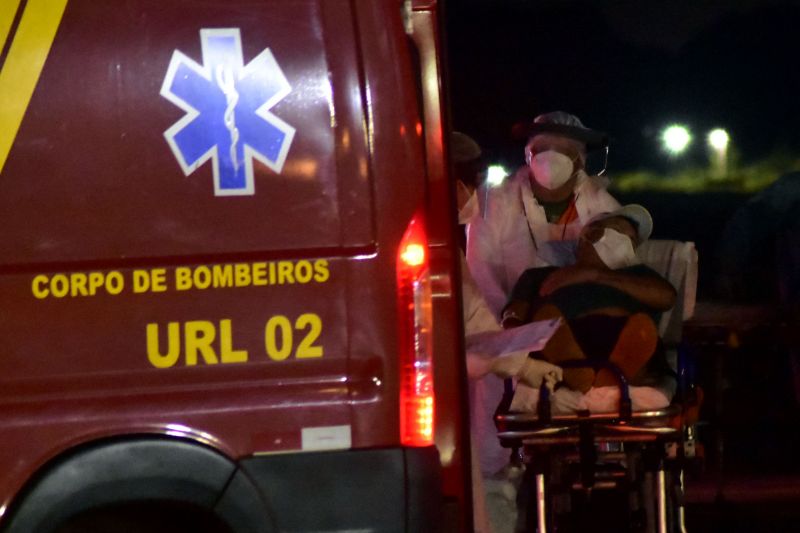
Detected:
left=539, top=265, right=677, bottom=311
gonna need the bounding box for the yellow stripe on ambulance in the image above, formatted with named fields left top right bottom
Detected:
left=0, top=0, right=68, bottom=174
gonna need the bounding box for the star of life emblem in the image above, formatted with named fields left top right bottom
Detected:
left=161, top=28, right=295, bottom=196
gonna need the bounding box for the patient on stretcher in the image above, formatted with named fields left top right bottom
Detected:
left=501, top=205, right=678, bottom=414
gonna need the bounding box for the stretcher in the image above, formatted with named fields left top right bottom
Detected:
left=495, top=240, right=699, bottom=533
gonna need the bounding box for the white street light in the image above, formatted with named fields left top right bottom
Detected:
left=707, top=128, right=730, bottom=177
left=486, top=164, right=508, bottom=187
left=661, top=125, right=692, bottom=155
left=707, top=128, right=729, bottom=151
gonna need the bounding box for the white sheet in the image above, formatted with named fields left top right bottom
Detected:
left=510, top=384, right=671, bottom=415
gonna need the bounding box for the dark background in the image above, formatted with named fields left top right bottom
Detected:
left=446, top=3, right=800, bottom=528
left=446, top=0, right=800, bottom=302
left=447, top=0, right=800, bottom=173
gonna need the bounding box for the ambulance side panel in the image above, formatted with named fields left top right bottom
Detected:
left=0, top=0, right=463, bottom=530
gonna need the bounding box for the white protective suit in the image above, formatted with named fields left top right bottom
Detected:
left=466, top=166, right=621, bottom=317
left=461, top=252, right=504, bottom=533
left=463, top=252, right=562, bottom=533
left=462, top=251, right=522, bottom=533
left=461, top=253, right=510, bottom=477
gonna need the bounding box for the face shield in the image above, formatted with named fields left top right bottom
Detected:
left=522, top=117, right=610, bottom=177
left=585, top=145, right=609, bottom=176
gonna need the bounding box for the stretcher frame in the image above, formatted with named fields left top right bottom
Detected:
left=494, top=240, right=699, bottom=533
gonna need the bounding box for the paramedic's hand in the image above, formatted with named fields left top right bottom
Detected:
left=517, top=358, right=563, bottom=389
left=487, top=351, right=529, bottom=378
left=488, top=353, right=563, bottom=388
left=539, top=265, right=602, bottom=296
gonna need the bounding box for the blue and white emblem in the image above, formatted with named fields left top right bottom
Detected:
left=161, top=29, right=295, bottom=196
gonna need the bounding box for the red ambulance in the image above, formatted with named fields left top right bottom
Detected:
left=0, top=0, right=469, bottom=531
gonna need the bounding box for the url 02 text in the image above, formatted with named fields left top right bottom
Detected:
left=146, top=314, right=323, bottom=368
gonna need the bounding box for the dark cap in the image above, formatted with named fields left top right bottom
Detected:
left=451, top=131, right=482, bottom=164
left=527, top=111, right=608, bottom=152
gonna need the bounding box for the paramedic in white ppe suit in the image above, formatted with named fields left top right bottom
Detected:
left=452, top=132, right=562, bottom=533
left=466, top=112, right=621, bottom=317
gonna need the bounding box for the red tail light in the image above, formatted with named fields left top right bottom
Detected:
left=397, top=213, right=434, bottom=447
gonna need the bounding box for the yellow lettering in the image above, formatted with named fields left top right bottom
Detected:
left=219, top=319, right=248, bottom=363
left=295, top=313, right=323, bottom=358
left=147, top=322, right=181, bottom=368
left=50, top=274, right=68, bottom=298
left=151, top=268, right=167, bottom=292
left=193, top=266, right=211, bottom=290
left=234, top=263, right=251, bottom=287
left=265, top=315, right=292, bottom=360
left=88, top=272, right=104, bottom=295
left=69, top=273, right=88, bottom=297
left=175, top=267, right=192, bottom=290
left=212, top=264, right=233, bottom=288
left=252, top=262, right=267, bottom=286
left=31, top=274, right=49, bottom=298
left=133, top=270, right=150, bottom=293
left=313, top=259, right=330, bottom=283
left=30, top=262, right=330, bottom=300
left=106, top=271, right=124, bottom=295
left=184, top=320, right=218, bottom=365
left=294, top=260, right=312, bottom=284
left=277, top=261, right=294, bottom=284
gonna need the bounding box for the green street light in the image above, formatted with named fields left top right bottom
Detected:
left=661, top=125, right=692, bottom=155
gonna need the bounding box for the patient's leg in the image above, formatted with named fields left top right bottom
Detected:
left=593, top=313, right=659, bottom=387
left=532, top=304, right=595, bottom=392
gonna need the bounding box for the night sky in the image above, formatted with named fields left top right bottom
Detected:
left=446, top=0, right=800, bottom=173
left=445, top=3, right=800, bottom=494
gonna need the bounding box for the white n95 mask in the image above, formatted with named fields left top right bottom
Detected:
left=592, top=228, right=639, bottom=269
left=529, top=150, right=574, bottom=190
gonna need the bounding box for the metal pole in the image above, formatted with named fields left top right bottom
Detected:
left=678, top=470, right=688, bottom=533
left=536, top=473, right=547, bottom=533
left=656, top=469, right=667, bottom=533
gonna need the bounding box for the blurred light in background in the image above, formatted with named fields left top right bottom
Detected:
left=707, top=128, right=730, bottom=177
left=707, top=128, right=730, bottom=151
left=486, top=164, right=508, bottom=186
left=662, top=124, right=692, bottom=154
